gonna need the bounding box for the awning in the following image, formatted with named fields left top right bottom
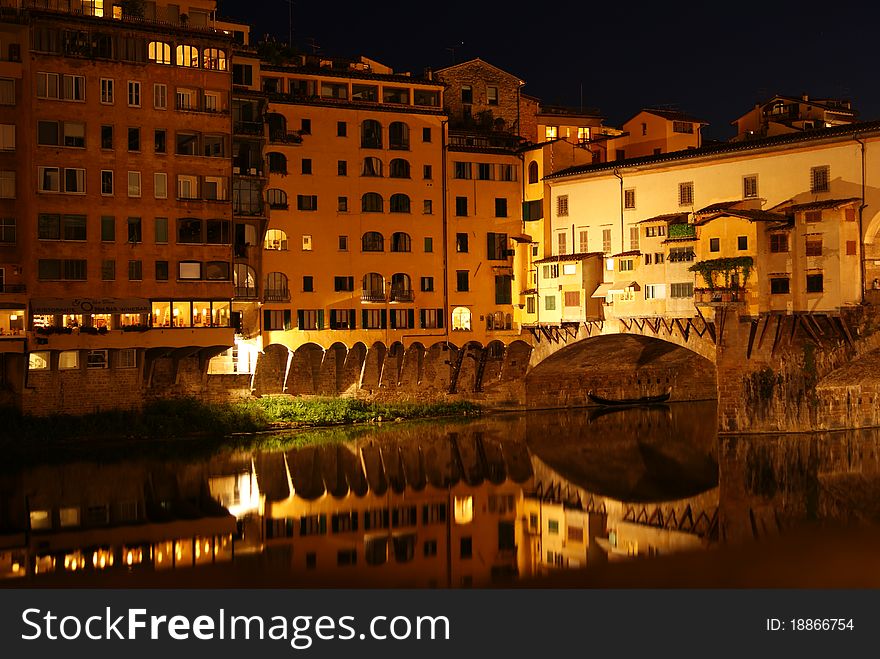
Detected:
left=591, top=283, right=612, bottom=298
left=510, top=233, right=533, bottom=243
left=608, top=281, right=641, bottom=293
left=30, top=297, right=152, bottom=315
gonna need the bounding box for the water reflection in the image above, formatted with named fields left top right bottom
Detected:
left=2, top=403, right=878, bottom=587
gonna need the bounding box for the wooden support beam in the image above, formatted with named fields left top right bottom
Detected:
left=789, top=314, right=799, bottom=344
left=757, top=314, right=771, bottom=349
left=838, top=315, right=855, bottom=348
left=771, top=315, right=784, bottom=356
left=800, top=316, right=821, bottom=345
left=675, top=318, right=690, bottom=341
left=746, top=319, right=759, bottom=359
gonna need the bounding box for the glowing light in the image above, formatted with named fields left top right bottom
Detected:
left=126, top=551, right=133, bottom=566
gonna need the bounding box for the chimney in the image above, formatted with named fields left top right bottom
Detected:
left=424, top=67, right=433, bottom=81
left=802, top=93, right=809, bottom=102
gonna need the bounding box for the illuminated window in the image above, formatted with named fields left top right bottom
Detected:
left=176, top=44, right=199, bottom=68
left=810, top=166, right=830, bottom=193
left=679, top=181, right=694, bottom=206
left=545, top=125, right=558, bottom=140
left=203, top=48, right=227, bottom=71
left=148, top=41, right=171, bottom=64
left=454, top=496, right=474, bottom=524
left=452, top=306, right=471, bottom=331
left=29, top=351, right=50, bottom=370
left=59, top=350, right=79, bottom=370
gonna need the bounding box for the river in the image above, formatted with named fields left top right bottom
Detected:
left=3, top=401, right=880, bottom=587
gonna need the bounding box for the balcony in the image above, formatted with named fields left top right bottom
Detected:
left=269, top=131, right=303, bottom=145
left=694, top=287, right=746, bottom=306
left=232, top=165, right=266, bottom=178
left=234, top=121, right=266, bottom=137
left=361, top=291, right=386, bottom=303
left=0, top=283, right=25, bottom=294
left=234, top=286, right=258, bottom=299
left=264, top=289, right=290, bottom=302
left=390, top=289, right=414, bottom=303
left=233, top=202, right=265, bottom=217
left=176, top=101, right=230, bottom=116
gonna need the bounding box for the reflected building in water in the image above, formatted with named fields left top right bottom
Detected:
left=14, top=403, right=868, bottom=587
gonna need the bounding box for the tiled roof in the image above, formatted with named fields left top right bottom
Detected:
left=696, top=209, right=790, bottom=225
left=696, top=200, right=744, bottom=214
left=547, top=120, right=880, bottom=179
left=636, top=212, right=689, bottom=224
left=519, top=288, right=538, bottom=295
left=612, top=250, right=641, bottom=258
left=533, top=251, right=604, bottom=264
left=662, top=236, right=698, bottom=243
left=771, top=197, right=862, bottom=213
left=630, top=108, right=708, bottom=125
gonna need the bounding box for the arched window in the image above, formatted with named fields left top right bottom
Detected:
left=362, top=193, right=384, bottom=213
left=389, top=194, right=410, bottom=213
left=361, top=119, right=382, bottom=148
left=265, top=272, right=289, bottom=300
left=528, top=161, right=539, bottom=184
left=148, top=41, right=171, bottom=64
left=362, top=231, right=384, bottom=252
left=264, top=229, right=288, bottom=250
left=234, top=263, right=257, bottom=297
left=268, top=152, right=287, bottom=174
left=362, top=157, right=383, bottom=177
left=390, top=232, right=411, bottom=252
left=389, top=122, right=409, bottom=149
left=203, top=48, right=227, bottom=71
left=176, top=44, right=199, bottom=67
left=391, top=273, right=412, bottom=301
left=389, top=158, right=410, bottom=178
left=362, top=273, right=385, bottom=300
left=452, top=307, right=472, bottom=331
left=267, top=188, right=288, bottom=209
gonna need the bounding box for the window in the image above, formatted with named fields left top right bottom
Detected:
left=390, top=194, right=410, bottom=213
left=118, top=349, right=137, bottom=369
left=38, top=259, right=86, bottom=280
left=362, top=157, right=383, bottom=177
left=203, top=48, right=227, bottom=71
left=339, top=235, right=348, bottom=251
left=390, top=232, right=411, bottom=252
left=461, top=85, right=473, bottom=104
left=424, top=237, right=433, bottom=252
left=423, top=164, right=433, bottom=180
left=709, top=237, right=720, bottom=252
left=337, top=160, right=347, bottom=176
left=128, top=127, right=140, bottom=151
left=178, top=261, right=202, bottom=280
left=177, top=175, right=197, bottom=199
left=495, top=275, right=512, bottom=304
left=329, top=309, right=356, bottom=330
left=154, top=217, right=168, bottom=243
left=805, top=210, right=822, bottom=223
left=456, top=270, right=469, bottom=292
left=602, top=228, right=612, bottom=253
left=770, top=277, right=790, bottom=294
left=101, top=125, right=113, bottom=149
left=847, top=240, right=858, bottom=256
left=362, top=192, right=384, bottom=212
left=423, top=199, right=433, bottom=214
left=127, top=217, right=142, bottom=243
left=806, top=273, right=824, bottom=293
left=577, top=127, right=591, bottom=143
left=619, top=259, right=634, bottom=272
left=743, top=175, right=758, bottom=199
left=670, top=282, right=694, bottom=298
left=302, top=235, right=312, bottom=251
left=264, top=229, right=288, bottom=251
left=337, top=121, right=347, bottom=137
left=389, top=159, right=410, bottom=178
left=338, top=196, right=348, bottom=212
left=127, top=171, right=141, bottom=197
left=0, top=170, right=12, bottom=198
left=389, top=122, right=409, bottom=149
left=0, top=217, right=15, bottom=244
left=456, top=233, right=469, bottom=253
left=176, top=44, right=199, bottom=67
left=153, top=172, right=167, bottom=199
left=679, top=181, right=694, bottom=206
left=268, top=152, right=287, bottom=174
left=526, top=297, right=536, bottom=314
left=334, top=276, right=354, bottom=292
left=454, top=161, right=472, bottom=180
left=297, top=195, right=318, bottom=211
left=528, top=161, right=539, bottom=184
left=128, top=259, right=142, bottom=281
left=456, top=197, right=468, bottom=216
left=805, top=238, right=822, bottom=256
left=557, top=195, right=569, bottom=217
left=630, top=226, right=640, bottom=251
left=63, top=168, right=85, bottom=193
left=644, top=284, right=665, bottom=299
left=0, top=78, right=14, bottom=105
left=101, top=259, right=115, bottom=280
left=127, top=81, right=140, bottom=107
left=558, top=232, right=567, bottom=255
left=302, top=158, right=312, bottom=175
left=421, top=276, right=434, bottom=292
left=545, top=126, right=558, bottom=140
left=362, top=231, right=384, bottom=252
left=487, top=86, right=498, bottom=105
left=422, top=127, right=432, bottom=142
left=737, top=235, right=748, bottom=251
left=811, top=166, right=830, bottom=193
left=770, top=234, right=788, bottom=253
left=101, top=216, right=115, bottom=242
left=452, top=306, right=471, bottom=330
left=37, top=167, right=59, bottom=193
left=302, top=276, right=314, bottom=292
left=672, top=121, right=693, bottom=133
left=264, top=309, right=292, bottom=331
left=154, top=129, right=166, bottom=153
left=579, top=229, right=589, bottom=253
left=101, top=170, right=113, bottom=195
left=545, top=295, right=556, bottom=311
left=361, top=120, right=382, bottom=148
left=29, top=352, right=50, bottom=371
left=59, top=351, right=79, bottom=369
left=100, top=78, right=114, bottom=104
left=495, top=198, right=508, bottom=218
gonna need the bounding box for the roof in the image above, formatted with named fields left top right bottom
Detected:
left=534, top=251, right=604, bottom=264
left=537, top=104, right=603, bottom=119
left=520, top=288, right=538, bottom=295
left=730, top=95, right=858, bottom=125
left=696, top=200, right=745, bottom=214
left=623, top=108, right=708, bottom=126
left=696, top=209, right=791, bottom=225
left=771, top=197, right=862, bottom=213
left=547, top=119, right=880, bottom=180
left=433, top=57, right=524, bottom=83
left=662, top=236, right=698, bottom=243
left=636, top=212, right=689, bottom=225
left=612, top=250, right=641, bottom=258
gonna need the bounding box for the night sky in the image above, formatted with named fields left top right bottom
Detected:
left=220, top=0, right=879, bottom=140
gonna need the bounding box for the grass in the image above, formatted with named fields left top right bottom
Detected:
left=0, top=397, right=481, bottom=467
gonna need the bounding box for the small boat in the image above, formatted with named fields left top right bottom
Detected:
left=587, top=390, right=671, bottom=406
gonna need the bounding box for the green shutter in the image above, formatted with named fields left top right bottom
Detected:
left=380, top=309, right=387, bottom=329
left=487, top=232, right=495, bottom=260
left=419, top=309, right=425, bottom=329
left=263, top=310, right=271, bottom=329
left=390, top=311, right=397, bottom=329
left=407, top=309, right=414, bottom=329
left=362, top=309, right=368, bottom=328
left=296, top=310, right=303, bottom=330
left=349, top=309, right=356, bottom=329
left=437, top=308, right=444, bottom=328
left=317, top=310, right=324, bottom=330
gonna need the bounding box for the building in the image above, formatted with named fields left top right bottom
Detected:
left=608, top=108, right=706, bottom=160
left=732, top=94, right=857, bottom=141
left=543, top=121, right=880, bottom=324
left=0, top=0, right=250, bottom=414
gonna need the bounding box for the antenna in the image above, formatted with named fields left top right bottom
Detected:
left=283, top=0, right=294, bottom=48
left=445, top=41, right=464, bottom=65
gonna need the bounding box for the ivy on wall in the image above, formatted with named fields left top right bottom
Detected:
left=689, top=256, right=754, bottom=289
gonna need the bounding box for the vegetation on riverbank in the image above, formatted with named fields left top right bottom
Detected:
left=0, top=396, right=481, bottom=444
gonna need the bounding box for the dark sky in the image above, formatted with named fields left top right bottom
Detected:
left=219, top=0, right=878, bottom=140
